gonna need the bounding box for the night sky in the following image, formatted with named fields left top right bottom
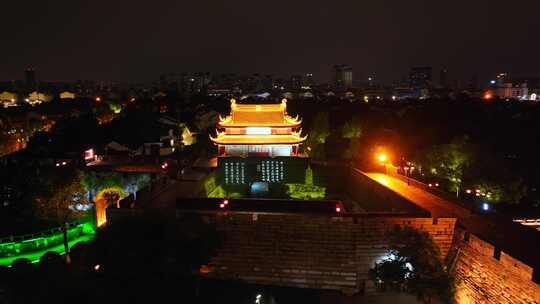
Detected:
left=2, top=0, right=539, bottom=83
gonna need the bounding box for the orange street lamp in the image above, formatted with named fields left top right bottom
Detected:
left=375, top=152, right=389, bottom=174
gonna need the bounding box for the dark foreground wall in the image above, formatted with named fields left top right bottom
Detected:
left=197, top=212, right=455, bottom=295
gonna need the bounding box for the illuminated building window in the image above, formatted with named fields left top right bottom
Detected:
left=246, top=127, right=272, bottom=135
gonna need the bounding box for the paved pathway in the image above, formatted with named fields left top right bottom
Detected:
left=363, top=172, right=470, bottom=219
left=362, top=170, right=540, bottom=271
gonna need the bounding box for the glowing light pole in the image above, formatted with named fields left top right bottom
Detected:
left=62, top=222, right=71, bottom=264
left=376, top=152, right=388, bottom=174
left=403, top=166, right=410, bottom=185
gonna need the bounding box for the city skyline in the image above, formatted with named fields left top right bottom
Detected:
left=1, top=0, right=540, bottom=83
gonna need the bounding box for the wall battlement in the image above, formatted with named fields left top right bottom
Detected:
left=453, top=228, right=540, bottom=303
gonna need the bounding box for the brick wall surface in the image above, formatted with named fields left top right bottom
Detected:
left=453, top=229, right=540, bottom=304
left=203, top=213, right=455, bottom=294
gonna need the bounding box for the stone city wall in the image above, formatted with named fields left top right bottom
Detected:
left=202, top=212, right=455, bottom=294
left=452, top=228, right=540, bottom=304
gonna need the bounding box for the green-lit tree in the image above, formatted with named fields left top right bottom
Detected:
left=342, top=116, right=363, bottom=139
left=424, top=136, right=470, bottom=197
left=306, top=112, right=330, bottom=160
left=342, top=116, right=363, bottom=160
left=464, top=148, right=528, bottom=205
left=473, top=179, right=527, bottom=204
left=310, top=112, right=330, bottom=144
left=80, top=171, right=100, bottom=202
left=305, top=166, right=314, bottom=185
left=124, top=174, right=151, bottom=200
left=370, top=226, right=456, bottom=304
left=33, top=170, right=88, bottom=223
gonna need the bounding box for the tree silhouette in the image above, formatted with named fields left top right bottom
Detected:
left=370, top=226, right=456, bottom=304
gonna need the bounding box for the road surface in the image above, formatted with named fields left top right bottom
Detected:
left=363, top=172, right=471, bottom=219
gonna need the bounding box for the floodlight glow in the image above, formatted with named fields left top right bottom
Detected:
left=84, top=149, right=95, bottom=160
left=246, top=127, right=272, bottom=135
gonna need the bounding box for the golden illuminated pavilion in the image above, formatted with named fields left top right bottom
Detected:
left=211, top=99, right=306, bottom=157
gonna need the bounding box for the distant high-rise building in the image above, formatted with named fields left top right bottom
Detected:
left=302, top=73, right=314, bottom=88
left=180, top=72, right=210, bottom=97
left=409, top=66, right=432, bottom=88
left=367, top=75, right=376, bottom=87
left=290, top=75, right=302, bottom=89
left=497, top=83, right=528, bottom=100
left=159, top=72, right=180, bottom=93
left=333, top=65, right=353, bottom=88
left=262, top=75, right=274, bottom=90
left=468, top=74, right=479, bottom=90
left=514, top=76, right=539, bottom=90
left=493, top=72, right=511, bottom=87
left=440, top=69, right=448, bottom=87
left=25, top=68, right=36, bottom=90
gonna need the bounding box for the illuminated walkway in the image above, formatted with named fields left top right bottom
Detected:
left=362, top=170, right=540, bottom=271
left=0, top=234, right=94, bottom=266
left=363, top=172, right=471, bottom=219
